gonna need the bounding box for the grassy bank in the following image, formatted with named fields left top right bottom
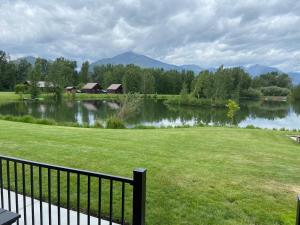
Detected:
left=0, top=92, right=178, bottom=101
left=0, top=120, right=299, bottom=224
left=0, top=92, right=28, bottom=102
left=165, top=95, right=227, bottom=107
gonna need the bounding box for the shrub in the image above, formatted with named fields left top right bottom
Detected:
left=36, top=118, right=56, bottom=125
left=260, top=86, right=290, bottom=96
left=20, top=115, right=35, bottom=123
left=165, top=96, right=226, bottom=107
left=245, top=125, right=258, bottom=129
left=241, top=88, right=262, bottom=99
left=94, top=120, right=104, bottom=128
left=292, top=85, right=300, bottom=100
left=106, top=117, right=125, bottom=129
left=133, top=125, right=156, bottom=129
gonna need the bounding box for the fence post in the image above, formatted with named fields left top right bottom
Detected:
left=132, top=168, right=147, bottom=225
left=297, top=195, right=300, bottom=225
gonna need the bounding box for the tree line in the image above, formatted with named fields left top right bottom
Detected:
left=0, top=50, right=293, bottom=100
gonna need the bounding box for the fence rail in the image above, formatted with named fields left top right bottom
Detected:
left=0, top=155, right=146, bottom=225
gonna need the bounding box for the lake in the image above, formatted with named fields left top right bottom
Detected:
left=0, top=99, right=300, bottom=129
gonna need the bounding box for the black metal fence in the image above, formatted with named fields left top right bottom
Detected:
left=296, top=195, right=300, bottom=225
left=0, top=155, right=146, bottom=225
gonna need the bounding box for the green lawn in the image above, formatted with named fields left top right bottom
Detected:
left=0, top=92, right=24, bottom=102
left=0, top=120, right=299, bottom=224
left=0, top=92, right=177, bottom=101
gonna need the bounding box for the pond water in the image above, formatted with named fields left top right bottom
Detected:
left=0, top=99, right=300, bottom=129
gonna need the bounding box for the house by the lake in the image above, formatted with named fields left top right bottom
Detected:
left=107, top=84, right=123, bottom=94
left=65, top=86, right=77, bottom=93
left=24, top=80, right=54, bottom=92
left=81, top=83, right=101, bottom=93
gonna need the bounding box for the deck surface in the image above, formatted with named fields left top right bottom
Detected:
left=1, top=189, right=118, bottom=225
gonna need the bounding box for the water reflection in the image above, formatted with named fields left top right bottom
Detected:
left=0, top=99, right=300, bottom=129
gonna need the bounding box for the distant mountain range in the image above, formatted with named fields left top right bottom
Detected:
left=15, top=52, right=300, bottom=84
left=89, top=51, right=205, bottom=73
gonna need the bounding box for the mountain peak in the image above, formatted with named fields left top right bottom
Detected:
left=90, top=51, right=180, bottom=71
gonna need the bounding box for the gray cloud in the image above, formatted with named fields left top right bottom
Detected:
left=0, top=0, right=300, bottom=71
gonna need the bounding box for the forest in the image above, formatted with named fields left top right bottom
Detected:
left=0, top=50, right=294, bottom=100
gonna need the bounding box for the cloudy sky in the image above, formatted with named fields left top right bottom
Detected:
left=1, top=0, right=300, bottom=71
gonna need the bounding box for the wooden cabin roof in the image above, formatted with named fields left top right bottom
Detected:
left=82, top=83, right=100, bottom=90
left=107, top=84, right=122, bottom=90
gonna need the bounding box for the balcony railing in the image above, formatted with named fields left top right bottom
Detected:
left=0, top=155, right=146, bottom=225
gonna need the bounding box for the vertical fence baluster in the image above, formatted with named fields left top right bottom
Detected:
left=109, top=180, right=113, bottom=225
left=296, top=195, right=300, bottom=225
left=98, top=178, right=102, bottom=225
left=39, top=167, right=43, bottom=225
left=48, top=168, right=51, bottom=225
left=30, top=165, right=35, bottom=225
left=132, top=168, right=147, bottom=225
left=87, top=175, right=91, bottom=225
left=14, top=162, right=19, bottom=225
left=77, top=173, right=80, bottom=225
left=0, top=159, right=4, bottom=208
left=57, top=170, right=61, bottom=225
left=7, top=160, right=11, bottom=211
left=121, top=182, right=125, bottom=225
left=22, top=163, right=27, bottom=225
left=67, top=172, right=70, bottom=225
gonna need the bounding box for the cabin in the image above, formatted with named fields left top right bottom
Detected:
left=65, top=86, right=77, bottom=93
left=24, top=80, right=54, bottom=92
left=81, top=83, right=101, bottom=93
left=107, top=84, right=123, bottom=94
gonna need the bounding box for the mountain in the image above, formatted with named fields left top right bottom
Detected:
left=90, top=51, right=181, bottom=71
left=288, top=72, right=300, bottom=85
left=14, top=52, right=300, bottom=84
left=243, top=64, right=281, bottom=77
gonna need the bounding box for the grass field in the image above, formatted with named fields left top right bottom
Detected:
left=0, top=120, right=299, bottom=224
left=0, top=92, right=177, bottom=101
left=0, top=92, right=25, bottom=102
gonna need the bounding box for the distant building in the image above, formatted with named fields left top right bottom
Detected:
left=65, top=86, right=77, bottom=93
left=107, top=84, right=123, bottom=94
left=81, top=83, right=101, bottom=93
left=24, top=81, right=54, bottom=92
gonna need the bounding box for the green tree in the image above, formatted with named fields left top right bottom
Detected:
left=15, top=84, right=27, bottom=99
left=16, top=59, right=32, bottom=84
left=0, top=51, right=17, bottom=91
left=226, top=99, right=240, bottom=125
left=47, top=58, right=76, bottom=100
left=122, top=65, right=141, bottom=93
left=141, top=71, right=155, bottom=94
left=180, top=83, right=189, bottom=101
left=28, top=62, right=41, bottom=99
left=80, top=61, right=89, bottom=83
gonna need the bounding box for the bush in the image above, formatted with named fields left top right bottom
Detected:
left=245, top=125, right=260, bottom=129
left=94, top=120, right=104, bottom=128
left=106, top=117, right=125, bottom=129
left=292, top=85, right=300, bottom=100
left=241, top=88, right=262, bottom=99
left=260, top=86, right=290, bottom=96
left=165, top=96, right=226, bottom=107
left=20, top=115, right=35, bottom=123
left=133, top=125, right=156, bottom=129
left=36, top=118, right=56, bottom=125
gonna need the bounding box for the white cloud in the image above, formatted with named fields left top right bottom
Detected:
left=0, top=0, right=300, bottom=71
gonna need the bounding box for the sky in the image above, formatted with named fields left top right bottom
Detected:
left=0, top=0, right=300, bottom=72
